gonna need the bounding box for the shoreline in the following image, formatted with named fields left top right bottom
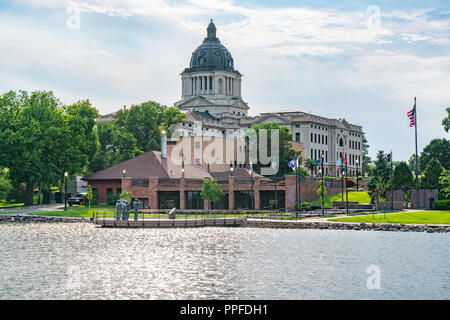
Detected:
left=2, top=214, right=448, bottom=233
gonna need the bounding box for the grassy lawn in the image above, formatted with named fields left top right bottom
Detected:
left=328, top=210, right=450, bottom=225
left=310, top=191, right=371, bottom=208
left=0, top=200, right=25, bottom=208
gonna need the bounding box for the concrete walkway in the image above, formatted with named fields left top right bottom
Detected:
left=0, top=203, right=63, bottom=215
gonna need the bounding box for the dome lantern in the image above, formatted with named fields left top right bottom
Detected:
left=207, top=19, right=216, bottom=39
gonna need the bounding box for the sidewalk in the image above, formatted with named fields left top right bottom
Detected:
left=0, top=203, right=63, bottom=215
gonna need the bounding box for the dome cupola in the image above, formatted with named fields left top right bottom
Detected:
left=185, top=20, right=237, bottom=73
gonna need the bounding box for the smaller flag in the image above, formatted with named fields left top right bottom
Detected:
left=288, top=158, right=296, bottom=168
left=316, top=159, right=321, bottom=164
left=343, top=157, right=347, bottom=165
left=407, top=103, right=416, bottom=127
left=385, top=152, right=392, bottom=162
left=336, top=158, right=342, bottom=166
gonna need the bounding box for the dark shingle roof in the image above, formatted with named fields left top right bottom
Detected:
left=85, top=151, right=169, bottom=180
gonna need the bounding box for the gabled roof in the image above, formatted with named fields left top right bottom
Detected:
left=85, top=151, right=169, bottom=180
left=85, top=151, right=215, bottom=181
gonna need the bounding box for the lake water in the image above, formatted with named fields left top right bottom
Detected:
left=0, top=223, right=448, bottom=299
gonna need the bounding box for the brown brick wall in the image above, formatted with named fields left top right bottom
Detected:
left=88, top=175, right=344, bottom=210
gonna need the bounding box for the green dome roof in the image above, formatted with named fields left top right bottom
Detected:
left=183, top=20, right=239, bottom=74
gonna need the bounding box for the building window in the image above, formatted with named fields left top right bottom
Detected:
left=295, top=133, right=300, bottom=142
left=311, top=133, right=313, bottom=142
left=185, top=191, right=203, bottom=210
left=295, top=124, right=300, bottom=128
left=234, top=191, right=253, bottom=210
left=325, top=136, right=328, bottom=145
left=195, top=158, right=200, bottom=164
left=158, top=191, right=180, bottom=209
left=339, top=138, right=343, bottom=147
left=211, top=191, right=229, bottom=209
left=195, top=141, right=201, bottom=149
left=314, top=134, right=317, bottom=143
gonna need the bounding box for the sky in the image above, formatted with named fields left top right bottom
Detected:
left=0, top=0, right=449, bottom=162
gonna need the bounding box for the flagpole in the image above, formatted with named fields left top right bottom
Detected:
left=414, top=97, right=419, bottom=208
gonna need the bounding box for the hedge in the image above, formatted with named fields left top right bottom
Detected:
left=434, top=200, right=450, bottom=210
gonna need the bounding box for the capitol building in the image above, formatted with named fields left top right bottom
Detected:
left=99, top=20, right=364, bottom=177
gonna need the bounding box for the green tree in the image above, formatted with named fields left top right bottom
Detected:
left=367, top=150, right=391, bottom=192
left=0, top=168, right=12, bottom=200
left=408, top=153, right=420, bottom=175
left=421, top=158, right=443, bottom=189
left=246, top=123, right=297, bottom=177
left=0, top=90, right=99, bottom=205
left=119, top=190, right=132, bottom=202
left=88, top=122, right=142, bottom=174
left=200, top=178, right=225, bottom=211
left=294, top=166, right=309, bottom=178
left=86, top=184, right=93, bottom=209
left=305, top=159, right=317, bottom=176
left=392, top=161, right=414, bottom=190
left=113, top=101, right=185, bottom=152
left=317, top=179, right=327, bottom=199
left=419, top=138, right=450, bottom=172
left=375, top=176, right=388, bottom=199
left=438, top=169, right=450, bottom=199
left=442, top=107, right=450, bottom=132
left=361, top=133, right=372, bottom=175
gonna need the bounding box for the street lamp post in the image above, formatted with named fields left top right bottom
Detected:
left=341, top=164, right=344, bottom=203
left=320, top=152, right=324, bottom=216
left=249, top=161, right=254, bottom=210
left=345, top=165, right=349, bottom=215
left=356, top=159, right=359, bottom=192
left=64, top=172, right=68, bottom=211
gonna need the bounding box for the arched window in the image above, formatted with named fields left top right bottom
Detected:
left=339, top=138, right=343, bottom=147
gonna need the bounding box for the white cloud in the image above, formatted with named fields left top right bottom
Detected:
left=2, top=0, right=450, bottom=161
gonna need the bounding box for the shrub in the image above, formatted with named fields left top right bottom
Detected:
left=346, top=179, right=355, bottom=187
left=434, top=200, right=450, bottom=210
left=299, top=202, right=311, bottom=211
left=106, top=193, right=119, bottom=205
left=92, top=189, right=99, bottom=205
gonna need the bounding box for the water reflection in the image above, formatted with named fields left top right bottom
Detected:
left=0, top=223, right=448, bottom=299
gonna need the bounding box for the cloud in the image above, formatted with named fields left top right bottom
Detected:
left=1, top=0, right=449, bottom=161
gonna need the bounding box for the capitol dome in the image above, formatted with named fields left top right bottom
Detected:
left=185, top=20, right=237, bottom=73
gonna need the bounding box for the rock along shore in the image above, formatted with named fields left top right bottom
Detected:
left=0, top=215, right=90, bottom=224
left=1, top=215, right=449, bottom=233
left=242, top=220, right=450, bottom=233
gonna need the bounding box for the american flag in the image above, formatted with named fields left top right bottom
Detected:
left=407, top=102, right=416, bottom=127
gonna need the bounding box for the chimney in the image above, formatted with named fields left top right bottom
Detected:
left=161, top=130, right=167, bottom=158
